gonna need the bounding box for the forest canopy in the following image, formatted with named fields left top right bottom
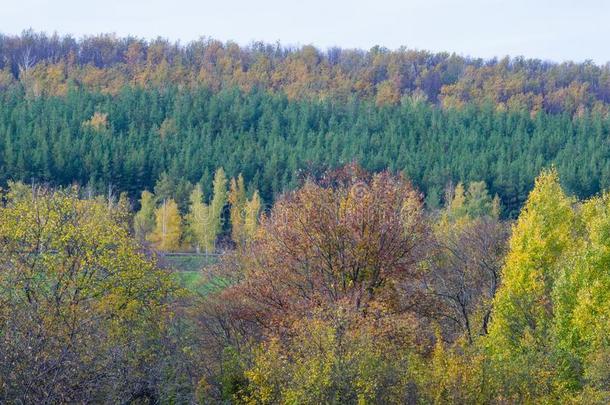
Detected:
left=1, top=26, right=610, bottom=403
left=1, top=84, right=610, bottom=217
left=2, top=30, right=610, bottom=115
left=2, top=31, right=610, bottom=216
left=0, top=166, right=609, bottom=403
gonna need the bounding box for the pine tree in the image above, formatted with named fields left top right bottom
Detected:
left=154, top=172, right=174, bottom=203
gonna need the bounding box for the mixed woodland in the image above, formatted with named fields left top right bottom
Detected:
left=1, top=32, right=610, bottom=216
left=0, top=32, right=609, bottom=403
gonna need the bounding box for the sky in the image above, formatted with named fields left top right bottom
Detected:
left=2, top=0, right=609, bottom=64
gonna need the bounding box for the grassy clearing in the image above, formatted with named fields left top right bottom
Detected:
left=162, top=254, right=219, bottom=272
left=161, top=254, right=227, bottom=295
left=172, top=271, right=228, bottom=295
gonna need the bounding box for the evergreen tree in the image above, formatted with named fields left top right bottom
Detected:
left=154, top=172, right=174, bottom=203
left=1, top=82, right=610, bottom=216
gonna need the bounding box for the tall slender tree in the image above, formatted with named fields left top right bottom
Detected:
left=208, top=168, right=228, bottom=250
left=185, top=184, right=210, bottom=252
left=133, top=190, right=156, bottom=241
left=149, top=198, right=182, bottom=251
left=228, top=174, right=247, bottom=245
left=243, top=190, right=261, bottom=242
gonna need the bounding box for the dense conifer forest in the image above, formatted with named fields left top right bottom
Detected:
left=2, top=31, right=610, bottom=215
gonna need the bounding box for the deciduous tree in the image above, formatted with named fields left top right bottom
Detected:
left=149, top=198, right=182, bottom=251
left=133, top=190, right=156, bottom=241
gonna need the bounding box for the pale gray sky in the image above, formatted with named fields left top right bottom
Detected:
left=3, top=0, right=609, bottom=63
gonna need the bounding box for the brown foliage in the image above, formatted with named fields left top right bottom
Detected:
left=189, top=168, right=513, bottom=401
left=5, top=33, right=610, bottom=116
left=215, top=169, right=428, bottom=333
left=412, top=217, right=509, bottom=343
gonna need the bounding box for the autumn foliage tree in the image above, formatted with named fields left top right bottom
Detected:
left=229, top=174, right=248, bottom=245
left=415, top=181, right=508, bottom=343
left=224, top=169, right=428, bottom=327
left=133, top=189, right=156, bottom=241
left=4, top=162, right=610, bottom=402
left=149, top=198, right=183, bottom=251
left=185, top=168, right=228, bottom=252
left=0, top=185, right=177, bottom=402
left=241, top=309, right=413, bottom=404
left=199, top=167, right=430, bottom=401
left=229, top=174, right=261, bottom=247
left=483, top=169, right=579, bottom=401
left=4, top=32, right=610, bottom=116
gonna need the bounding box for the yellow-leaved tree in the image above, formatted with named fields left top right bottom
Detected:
left=552, top=193, right=610, bottom=401
left=186, top=184, right=211, bottom=252
left=484, top=168, right=581, bottom=401
left=149, top=198, right=182, bottom=251
left=228, top=174, right=248, bottom=245
left=133, top=190, right=156, bottom=241
left=244, top=190, right=261, bottom=242
left=0, top=185, right=176, bottom=402
left=209, top=167, right=228, bottom=247
left=229, top=174, right=261, bottom=246
left=185, top=168, right=228, bottom=252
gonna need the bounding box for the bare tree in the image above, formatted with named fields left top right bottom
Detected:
left=413, top=217, right=509, bottom=343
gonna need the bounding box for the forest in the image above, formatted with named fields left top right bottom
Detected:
left=1, top=168, right=609, bottom=403
left=2, top=84, right=610, bottom=218
left=0, top=31, right=610, bottom=403
left=2, top=32, right=610, bottom=215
